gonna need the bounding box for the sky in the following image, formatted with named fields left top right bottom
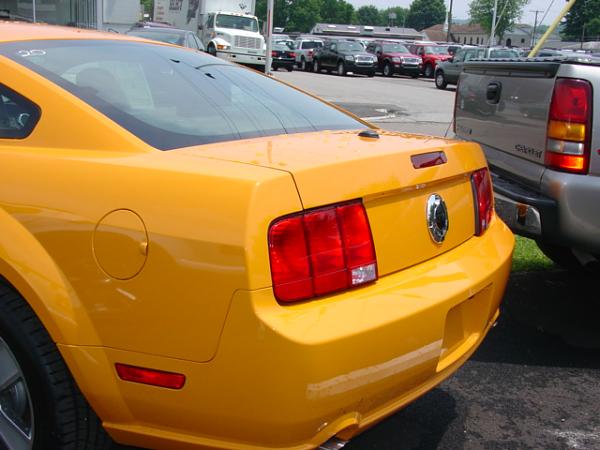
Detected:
left=347, top=0, right=566, bottom=27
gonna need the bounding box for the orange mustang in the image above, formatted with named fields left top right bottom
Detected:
left=0, top=23, right=513, bottom=450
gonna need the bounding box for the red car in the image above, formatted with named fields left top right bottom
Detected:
left=366, top=40, right=421, bottom=78
left=408, top=43, right=451, bottom=78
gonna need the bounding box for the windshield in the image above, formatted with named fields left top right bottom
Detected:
left=382, top=43, right=409, bottom=53
left=126, top=30, right=185, bottom=46
left=424, top=46, right=449, bottom=55
left=338, top=42, right=363, bottom=52
left=1, top=40, right=363, bottom=150
left=215, top=14, right=258, bottom=32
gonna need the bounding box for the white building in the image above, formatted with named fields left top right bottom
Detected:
left=0, top=0, right=141, bottom=32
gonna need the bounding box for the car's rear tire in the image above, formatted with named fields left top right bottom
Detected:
left=383, top=62, right=393, bottom=77
left=0, top=281, right=113, bottom=450
left=435, top=71, right=447, bottom=89
left=337, top=61, right=346, bottom=76
left=313, top=59, right=320, bottom=73
left=536, top=241, right=600, bottom=274
left=424, top=63, right=434, bottom=78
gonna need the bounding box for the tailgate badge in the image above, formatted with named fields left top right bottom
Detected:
left=426, top=194, right=449, bottom=244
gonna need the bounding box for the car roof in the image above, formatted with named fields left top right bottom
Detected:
left=0, top=22, right=147, bottom=43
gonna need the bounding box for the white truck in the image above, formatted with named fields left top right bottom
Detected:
left=153, top=0, right=265, bottom=68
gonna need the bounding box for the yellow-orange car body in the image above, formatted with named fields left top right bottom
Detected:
left=0, top=23, right=514, bottom=450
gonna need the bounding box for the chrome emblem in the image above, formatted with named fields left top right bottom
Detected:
left=426, top=194, right=449, bottom=244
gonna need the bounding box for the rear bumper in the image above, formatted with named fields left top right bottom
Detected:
left=217, top=50, right=266, bottom=66
left=59, top=219, right=513, bottom=450
left=491, top=167, right=600, bottom=253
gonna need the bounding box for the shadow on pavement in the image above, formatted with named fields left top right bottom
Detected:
left=473, top=269, right=600, bottom=367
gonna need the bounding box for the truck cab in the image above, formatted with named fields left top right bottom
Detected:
left=201, top=11, right=265, bottom=68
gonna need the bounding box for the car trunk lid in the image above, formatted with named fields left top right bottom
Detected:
left=176, top=130, right=487, bottom=277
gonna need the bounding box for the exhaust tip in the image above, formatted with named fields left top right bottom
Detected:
left=318, top=437, right=349, bottom=450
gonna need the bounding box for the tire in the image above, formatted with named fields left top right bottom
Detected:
left=286, top=65, right=293, bottom=72
left=536, top=241, right=600, bottom=273
left=312, top=59, right=320, bottom=73
left=272, top=65, right=278, bottom=71
left=424, top=63, right=434, bottom=78
left=0, top=281, right=112, bottom=450
left=435, top=71, right=447, bottom=89
left=300, top=57, right=307, bottom=71
left=337, top=61, right=346, bottom=76
left=383, top=62, right=393, bottom=77
left=207, top=43, right=217, bottom=57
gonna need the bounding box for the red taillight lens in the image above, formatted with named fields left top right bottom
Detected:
left=115, top=363, right=185, bottom=389
left=545, top=78, right=592, bottom=174
left=308, top=50, right=313, bottom=56
left=471, top=168, right=493, bottom=236
left=268, top=200, right=377, bottom=303
left=271, top=50, right=277, bottom=57
left=549, top=78, right=590, bottom=123
left=289, top=52, right=296, bottom=58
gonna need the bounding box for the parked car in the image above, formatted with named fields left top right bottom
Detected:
left=434, top=47, right=520, bottom=89
left=0, top=22, right=513, bottom=450
left=270, top=42, right=295, bottom=71
left=408, top=43, right=451, bottom=78
left=126, top=26, right=205, bottom=52
left=294, top=37, right=324, bottom=71
left=313, top=39, right=377, bottom=76
left=455, top=55, right=600, bottom=271
left=366, top=40, right=421, bottom=78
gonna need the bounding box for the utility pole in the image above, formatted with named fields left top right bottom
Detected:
left=265, top=0, right=274, bottom=75
left=530, top=9, right=543, bottom=48
left=490, top=0, right=498, bottom=45
left=446, top=0, right=454, bottom=42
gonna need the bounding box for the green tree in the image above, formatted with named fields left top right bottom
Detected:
left=356, top=5, right=380, bottom=26
left=287, top=0, right=322, bottom=32
left=255, top=0, right=290, bottom=30
left=562, top=0, right=600, bottom=41
left=320, top=0, right=355, bottom=24
left=141, top=0, right=154, bottom=16
left=406, top=0, right=445, bottom=31
left=381, top=6, right=408, bottom=27
left=469, top=0, right=527, bottom=41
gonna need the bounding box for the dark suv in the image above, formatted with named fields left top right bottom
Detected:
left=313, top=40, right=376, bottom=77
left=366, top=40, right=421, bottom=78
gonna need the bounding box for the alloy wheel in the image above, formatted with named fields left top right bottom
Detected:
left=0, top=337, right=34, bottom=450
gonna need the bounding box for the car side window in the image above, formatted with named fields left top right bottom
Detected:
left=330, top=43, right=336, bottom=52
left=453, top=50, right=465, bottom=62
left=0, top=84, right=41, bottom=139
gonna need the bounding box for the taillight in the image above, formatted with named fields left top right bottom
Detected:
left=471, top=168, right=493, bottom=236
left=308, top=50, right=313, bottom=56
left=545, top=78, right=592, bottom=174
left=289, top=52, right=296, bottom=58
left=271, top=50, right=277, bottom=57
left=268, top=200, right=377, bottom=303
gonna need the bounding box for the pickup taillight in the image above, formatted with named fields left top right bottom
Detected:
left=471, top=168, right=493, bottom=236
left=545, top=78, right=592, bottom=174
left=268, top=200, right=377, bottom=303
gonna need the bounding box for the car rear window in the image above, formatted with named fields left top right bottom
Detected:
left=0, top=40, right=363, bottom=150
left=127, top=30, right=186, bottom=46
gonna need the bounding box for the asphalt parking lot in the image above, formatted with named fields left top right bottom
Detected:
left=278, top=70, right=600, bottom=450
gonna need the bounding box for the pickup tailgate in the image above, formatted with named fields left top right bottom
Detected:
left=179, top=130, right=487, bottom=277
left=455, top=61, right=560, bottom=172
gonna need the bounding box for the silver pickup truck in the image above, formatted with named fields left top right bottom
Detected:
left=455, top=56, right=600, bottom=271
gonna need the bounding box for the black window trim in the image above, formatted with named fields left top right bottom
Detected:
left=0, top=83, right=41, bottom=140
